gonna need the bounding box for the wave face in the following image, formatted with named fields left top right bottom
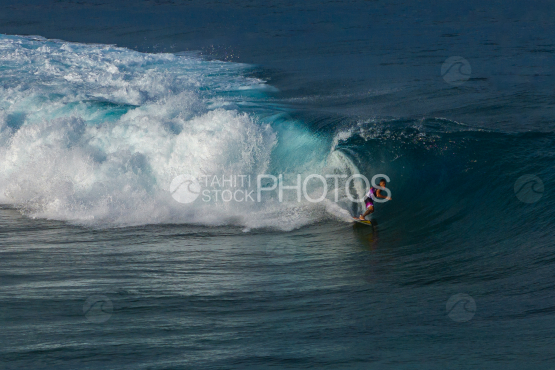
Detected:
left=333, top=117, right=555, bottom=242
left=0, top=35, right=359, bottom=229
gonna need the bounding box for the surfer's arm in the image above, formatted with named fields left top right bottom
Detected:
left=376, top=189, right=392, bottom=200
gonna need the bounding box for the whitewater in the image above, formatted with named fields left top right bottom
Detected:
left=0, top=35, right=361, bottom=229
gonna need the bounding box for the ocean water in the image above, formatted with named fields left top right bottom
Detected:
left=1, top=1, right=555, bottom=369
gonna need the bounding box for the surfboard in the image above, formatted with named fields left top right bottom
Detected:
left=352, top=218, right=374, bottom=226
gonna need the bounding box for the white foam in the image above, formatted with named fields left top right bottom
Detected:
left=0, top=35, right=360, bottom=230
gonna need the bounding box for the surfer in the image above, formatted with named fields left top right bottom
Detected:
left=358, top=178, right=391, bottom=220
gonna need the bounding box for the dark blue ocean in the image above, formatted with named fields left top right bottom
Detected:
left=1, top=1, right=555, bottom=369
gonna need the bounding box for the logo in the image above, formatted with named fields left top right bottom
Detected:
left=446, top=293, right=476, bottom=322
left=83, top=295, right=113, bottom=323
left=168, top=173, right=392, bottom=205
left=370, top=174, right=391, bottom=203
left=514, top=174, right=544, bottom=203
left=441, top=56, right=471, bottom=86
left=170, top=174, right=201, bottom=204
